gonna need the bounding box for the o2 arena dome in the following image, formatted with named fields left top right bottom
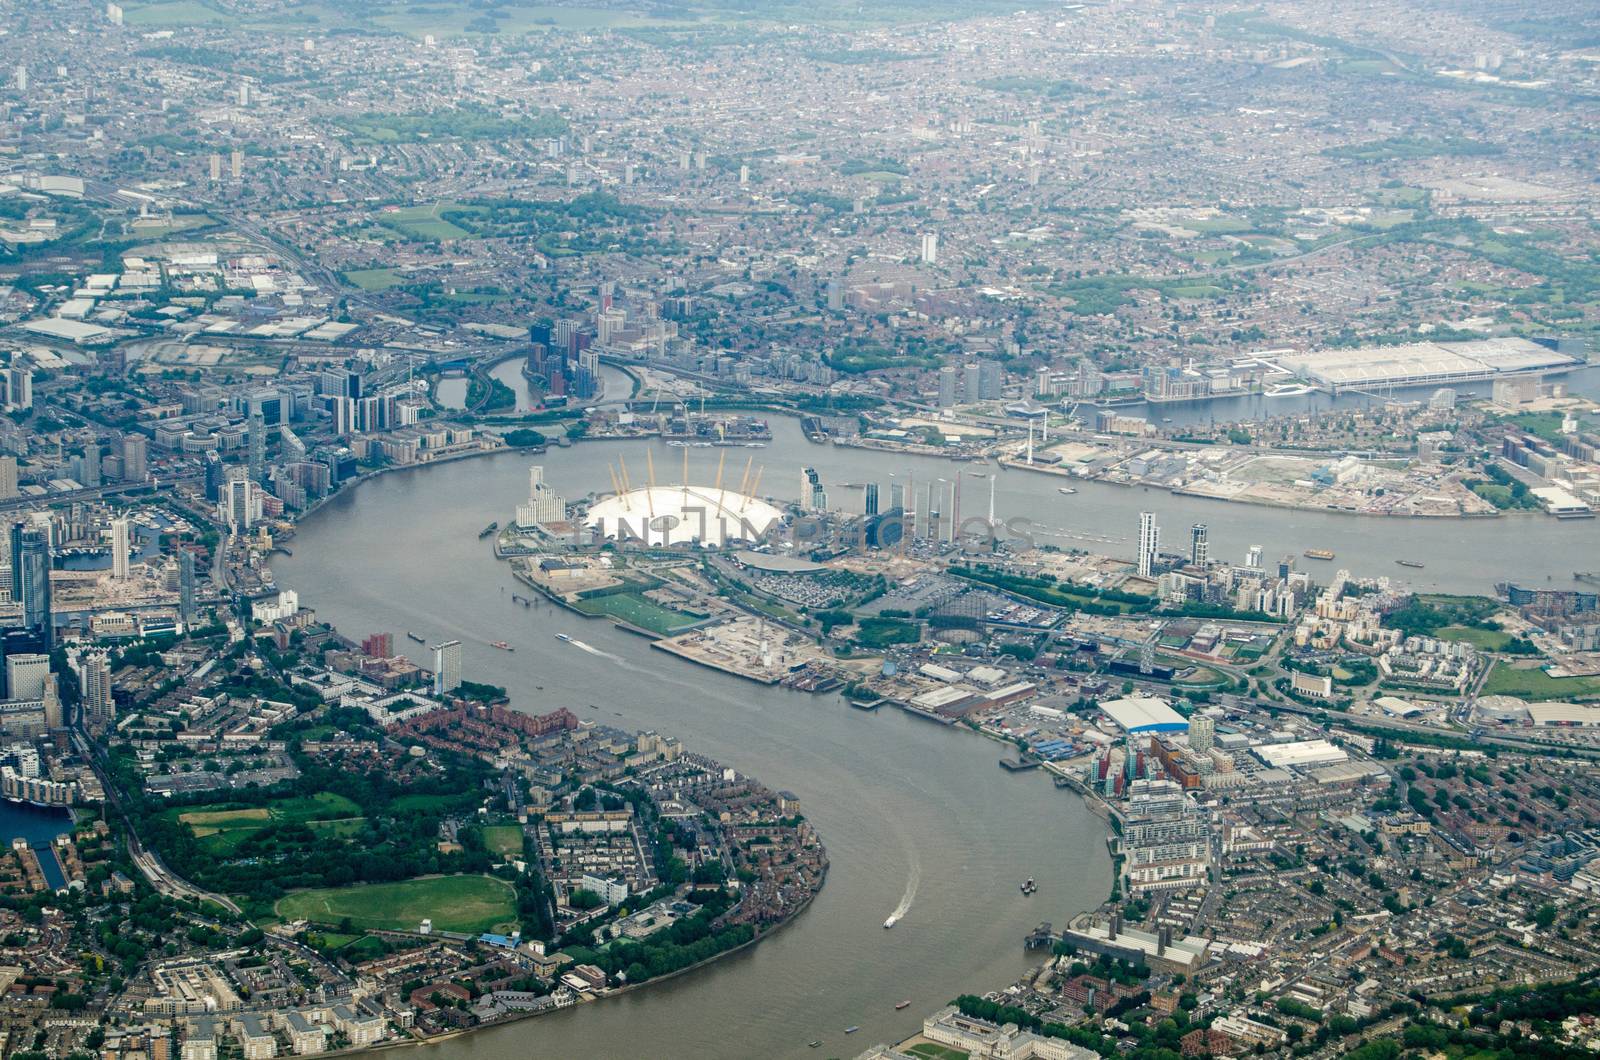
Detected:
left=586, top=483, right=783, bottom=548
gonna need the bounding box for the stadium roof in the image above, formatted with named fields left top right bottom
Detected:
left=586, top=485, right=782, bottom=548
left=1278, top=337, right=1579, bottom=390
left=1099, top=695, right=1188, bottom=733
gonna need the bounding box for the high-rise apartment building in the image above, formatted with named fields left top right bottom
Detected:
left=432, top=640, right=462, bottom=695
left=1120, top=778, right=1211, bottom=894
left=515, top=466, right=567, bottom=528
left=80, top=650, right=114, bottom=730
left=1137, top=512, right=1160, bottom=579
left=111, top=517, right=131, bottom=580
left=121, top=434, right=147, bottom=482
left=179, top=549, right=197, bottom=627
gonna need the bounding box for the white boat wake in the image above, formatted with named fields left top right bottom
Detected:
left=887, top=846, right=920, bottom=927
left=567, top=638, right=622, bottom=662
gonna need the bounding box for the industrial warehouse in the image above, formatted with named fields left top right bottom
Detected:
left=1278, top=336, right=1582, bottom=392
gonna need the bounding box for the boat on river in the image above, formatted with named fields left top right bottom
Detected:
left=883, top=915, right=898, bottom=929
left=1304, top=548, right=1335, bottom=561
left=1396, top=559, right=1426, bottom=569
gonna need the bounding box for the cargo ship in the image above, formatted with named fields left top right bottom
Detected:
left=1303, top=549, right=1336, bottom=561
left=1396, top=559, right=1426, bottom=569
left=478, top=521, right=498, bottom=539
left=407, top=632, right=426, bottom=644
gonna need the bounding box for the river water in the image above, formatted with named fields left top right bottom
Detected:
left=277, top=431, right=1110, bottom=1059
left=275, top=367, right=1600, bottom=1059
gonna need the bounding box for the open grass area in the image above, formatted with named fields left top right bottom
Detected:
left=907, top=1044, right=971, bottom=1060
left=574, top=591, right=700, bottom=635
left=308, top=818, right=368, bottom=840
left=373, top=202, right=486, bottom=241
left=125, top=0, right=238, bottom=25
left=178, top=807, right=269, bottom=831
left=344, top=267, right=408, bottom=291
left=481, top=824, right=525, bottom=858
left=276, top=875, right=517, bottom=934
left=1436, top=625, right=1514, bottom=651
left=1482, top=662, right=1600, bottom=702
left=168, top=793, right=362, bottom=856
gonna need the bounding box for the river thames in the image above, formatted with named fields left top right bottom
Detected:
left=276, top=373, right=1600, bottom=1058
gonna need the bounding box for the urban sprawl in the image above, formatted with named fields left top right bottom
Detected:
left=0, top=0, right=1597, bottom=1058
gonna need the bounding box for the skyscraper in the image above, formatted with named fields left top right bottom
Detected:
left=3, top=366, right=32, bottom=410
left=111, top=517, right=131, bottom=580
left=1137, top=512, right=1160, bottom=579
left=978, top=360, right=1002, bottom=401
left=937, top=365, right=957, bottom=408
left=80, top=650, right=114, bottom=730
left=800, top=467, right=826, bottom=511
left=432, top=640, right=462, bottom=695
left=1189, top=714, right=1215, bottom=754
left=864, top=482, right=879, bottom=517
left=1189, top=523, right=1208, bottom=567
left=75, top=444, right=101, bottom=488
left=121, top=435, right=147, bottom=482
left=204, top=451, right=225, bottom=502
left=248, top=412, right=266, bottom=483
left=178, top=549, right=197, bottom=627
left=9, top=523, right=51, bottom=649
left=224, top=477, right=259, bottom=531
left=0, top=456, right=16, bottom=500
left=920, top=232, right=938, bottom=264
left=515, top=466, right=567, bottom=528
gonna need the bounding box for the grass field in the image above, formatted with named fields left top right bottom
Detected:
left=1436, top=625, right=1514, bottom=651
left=907, top=1044, right=971, bottom=1060
left=378, top=203, right=479, bottom=241
left=276, top=875, right=518, bottom=934
left=481, top=824, right=525, bottom=858
left=1482, top=663, right=1600, bottom=702
left=344, top=267, right=408, bottom=291
left=308, top=818, right=368, bottom=840
left=574, top=591, right=699, bottom=635
left=168, top=793, right=362, bottom=854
